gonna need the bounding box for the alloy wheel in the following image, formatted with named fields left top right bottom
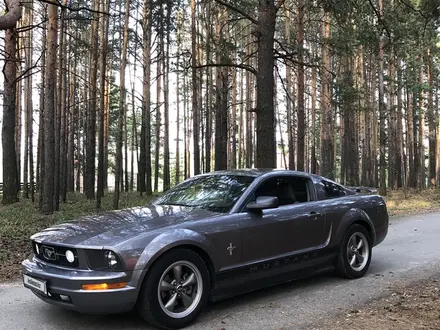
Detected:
left=157, top=260, right=203, bottom=319
left=346, top=232, right=370, bottom=272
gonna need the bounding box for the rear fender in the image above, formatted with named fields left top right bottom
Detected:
left=334, top=208, right=376, bottom=245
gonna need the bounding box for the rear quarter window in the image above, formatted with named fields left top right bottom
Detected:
left=322, top=180, right=346, bottom=198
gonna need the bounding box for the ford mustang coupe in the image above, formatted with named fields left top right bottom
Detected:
left=22, top=169, right=389, bottom=329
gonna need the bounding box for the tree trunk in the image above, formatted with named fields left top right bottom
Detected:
left=162, top=3, right=171, bottom=190
left=41, top=3, right=57, bottom=213
left=395, top=63, right=403, bottom=188
left=320, top=10, right=334, bottom=179
left=85, top=0, right=99, bottom=200
left=310, top=64, right=317, bottom=174
left=238, top=64, right=245, bottom=168
left=184, top=73, right=190, bottom=179
left=388, top=48, right=396, bottom=189
left=296, top=0, right=305, bottom=171
left=407, top=88, right=416, bottom=187
left=22, top=4, right=31, bottom=200
left=15, top=33, right=21, bottom=196
left=139, top=0, right=152, bottom=195
left=1, top=27, right=20, bottom=204
left=59, top=13, right=68, bottom=203
left=67, top=40, right=76, bottom=193
left=255, top=1, right=277, bottom=168
left=378, top=0, right=386, bottom=195
left=54, top=10, right=65, bottom=210
left=427, top=47, right=436, bottom=187
left=97, top=0, right=109, bottom=207
left=214, top=9, right=228, bottom=171
left=38, top=20, right=47, bottom=207
left=175, top=8, right=182, bottom=182
left=245, top=26, right=253, bottom=168
left=27, top=3, right=34, bottom=202
left=154, top=53, right=162, bottom=192
left=113, top=0, right=130, bottom=209
left=285, top=7, right=295, bottom=171
left=191, top=0, right=200, bottom=175
left=370, top=52, right=378, bottom=187
left=418, top=64, right=425, bottom=189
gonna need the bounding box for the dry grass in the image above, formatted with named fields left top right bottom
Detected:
left=384, top=189, right=440, bottom=217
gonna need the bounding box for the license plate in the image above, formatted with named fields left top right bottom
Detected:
left=23, top=274, right=47, bottom=296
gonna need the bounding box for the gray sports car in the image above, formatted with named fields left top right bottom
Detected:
left=22, top=169, right=389, bottom=329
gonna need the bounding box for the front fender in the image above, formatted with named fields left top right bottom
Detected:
left=130, top=229, right=214, bottom=290
left=333, top=208, right=376, bottom=245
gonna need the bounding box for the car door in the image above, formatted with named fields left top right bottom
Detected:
left=239, top=175, right=327, bottom=263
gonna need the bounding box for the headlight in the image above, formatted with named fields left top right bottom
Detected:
left=105, top=251, right=118, bottom=269
left=86, top=249, right=123, bottom=271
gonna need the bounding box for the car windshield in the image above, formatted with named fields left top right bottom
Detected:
left=152, top=175, right=255, bottom=213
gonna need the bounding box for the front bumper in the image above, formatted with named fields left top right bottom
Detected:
left=22, top=256, right=141, bottom=314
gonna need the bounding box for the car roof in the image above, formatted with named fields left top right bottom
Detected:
left=197, top=168, right=317, bottom=179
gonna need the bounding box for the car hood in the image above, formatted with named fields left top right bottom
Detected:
left=31, top=205, right=220, bottom=247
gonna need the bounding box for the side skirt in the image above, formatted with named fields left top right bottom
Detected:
left=211, top=249, right=338, bottom=302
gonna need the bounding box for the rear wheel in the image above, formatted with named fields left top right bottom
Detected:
left=137, top=249, right=210, bottom=329
left=336, top=224, right=372, bottom=279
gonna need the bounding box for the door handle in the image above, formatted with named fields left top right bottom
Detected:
left=309, top=211, right=321, bottom=218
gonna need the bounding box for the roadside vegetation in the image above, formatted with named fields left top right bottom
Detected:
left=1, top=189, right=439, bottom=282
left=0, top=192, right=156, bottom=282
left=384, top=189, right=440, bottom=217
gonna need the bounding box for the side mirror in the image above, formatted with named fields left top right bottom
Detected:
left=246, top=196, right=279, bottom=211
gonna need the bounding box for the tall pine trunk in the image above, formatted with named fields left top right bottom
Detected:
left=320, top=10, right=334, bottom=179
left=41, top=4, right=57, bottom=213
left=378, top=0, right=386, bottom=195
left=97, top=0, right=110, bottom=207
left=113, top=0, right=130, bottom=208
left=139, top=0, right=152, bottom=195
left=191, top=0, right=200, bottom=175
left=296, top=0, right=305, bottom=171
left=1, top=27, right=20, bottom=204
left=255, top=1, right=277, bottom=168
left=85, top=0, right=99, bottom=199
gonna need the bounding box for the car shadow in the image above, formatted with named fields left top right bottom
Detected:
left=39, top=260, right=391, bottom=329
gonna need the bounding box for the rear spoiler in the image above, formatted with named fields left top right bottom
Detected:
left=345, top=186, right=378, bottom=194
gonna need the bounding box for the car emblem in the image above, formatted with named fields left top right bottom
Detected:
left=227, top=243, right=236, bottom=256
left=42, top=246, right=56, bottom=260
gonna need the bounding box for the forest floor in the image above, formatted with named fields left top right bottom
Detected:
left=313, top=275, right=440, bottom=330
left=0, top=188, right=439, bottom=282
left=384, top=188, right=440, bottom=217
left=0, top=192, right=156, bottom=282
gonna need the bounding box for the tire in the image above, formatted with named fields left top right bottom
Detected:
left=335, top=224, right=372, bottom=279
left=136, top=249, right=210, bottom=329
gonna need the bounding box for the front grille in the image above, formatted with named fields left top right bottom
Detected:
left=33, top=242, right=79, bottom=268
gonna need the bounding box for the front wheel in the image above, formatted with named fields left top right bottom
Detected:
left=335, top=224, right=372, bottom=279
left=136, top=249, right=210, bottom=329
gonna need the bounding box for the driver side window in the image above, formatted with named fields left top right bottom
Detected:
left=254, top=176, right=311, bottom=207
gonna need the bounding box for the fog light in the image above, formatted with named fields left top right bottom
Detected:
left=82, top=282, right=127, bottom=290
left=65, top=250, right=75, bottom=263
